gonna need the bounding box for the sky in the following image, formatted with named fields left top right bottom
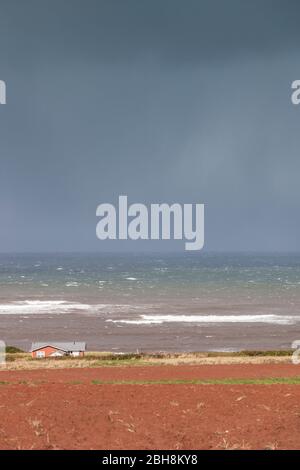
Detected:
left=1, top=0, right=300, bottom=252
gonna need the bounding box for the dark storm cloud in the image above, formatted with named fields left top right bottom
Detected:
left=0, top=0, right=300, bottom=64
left=1, top=1, right=300, bottom=252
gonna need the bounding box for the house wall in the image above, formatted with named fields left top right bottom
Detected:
left=32, top=346, right=65, bottom=358
left=69, top=351, right=85, bottom=357
left=32, top=346, right=85, bottom=358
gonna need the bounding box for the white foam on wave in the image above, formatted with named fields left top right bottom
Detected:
left=107, top=314, right=299, bottom=325
left=0, top=300, right=89, bottom=315
left=0, top=300, right=154, bottom=315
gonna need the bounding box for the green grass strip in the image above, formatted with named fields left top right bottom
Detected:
left=91, top=377, right=300, bottom=385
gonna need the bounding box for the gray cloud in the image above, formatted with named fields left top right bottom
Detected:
left=0, top=1, right=300, bottom=251
left=1, top=1, right=300, bottom=64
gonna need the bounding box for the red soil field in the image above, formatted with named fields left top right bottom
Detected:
left=0, top=364, right=300, bottom=450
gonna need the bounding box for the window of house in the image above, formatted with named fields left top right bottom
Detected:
left=36, top=350, right=45, bottom=358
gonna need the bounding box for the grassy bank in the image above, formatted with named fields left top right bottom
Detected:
left=0, top=349, right=295, bottom=370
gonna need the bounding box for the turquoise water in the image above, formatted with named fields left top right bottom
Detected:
left=1, top=252, right=300, bottom=309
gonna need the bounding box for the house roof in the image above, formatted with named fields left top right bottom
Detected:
left=30, top=342, right=86, bottom=352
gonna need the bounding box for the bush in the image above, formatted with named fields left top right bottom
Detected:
left=5, top=346, right=24, bottom=353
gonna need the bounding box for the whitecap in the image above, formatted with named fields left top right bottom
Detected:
left=0, top=300, right=88, bottom=315
left=107, top=314, right=299, bottom=326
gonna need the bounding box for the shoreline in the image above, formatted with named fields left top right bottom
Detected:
left=2, top=310, right=300, bottom=353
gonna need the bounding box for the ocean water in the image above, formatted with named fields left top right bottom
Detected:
left=1, top=253, right=300, bottom=351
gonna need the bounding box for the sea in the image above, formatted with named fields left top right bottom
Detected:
left=1, top=252, right=300, bottom=352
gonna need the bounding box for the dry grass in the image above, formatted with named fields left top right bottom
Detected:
left=0, top=351, right=293, bottom=371
left=217, top=437, right=252, bottom=450
left=141, top=355, right=291, bottom=366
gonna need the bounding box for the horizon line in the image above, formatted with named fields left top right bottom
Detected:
left=0, top=250, right=300, bottom=255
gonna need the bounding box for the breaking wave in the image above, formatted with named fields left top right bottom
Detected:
left=0, top=300, right=89, bottom=314
left=0, top=300, right=153, bottom=315
left=107, top=314, right=299, bottom=325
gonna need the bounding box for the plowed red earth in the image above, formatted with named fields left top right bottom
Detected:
left=0, top=364, right=300, bottom=450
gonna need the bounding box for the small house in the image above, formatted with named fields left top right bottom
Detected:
left=31, top=342, right=86, bottom=358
